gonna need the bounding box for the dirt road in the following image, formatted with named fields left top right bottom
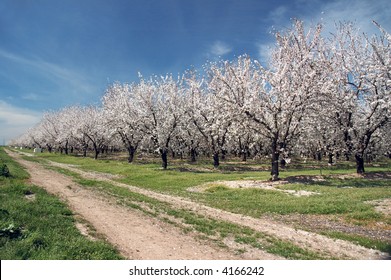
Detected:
left=6, top=149, right=280, bottom=260
left=6, top=149, right=388, bottom=260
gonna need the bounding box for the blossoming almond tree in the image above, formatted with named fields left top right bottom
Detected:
left=72, top=105, right=113, bottom=159
left=326, top=21, right=391, bottom=173
left=209, top=20, right=326, bottom=180
left=102, top=82, right=144, bottom=163
left=185, top=72, right=233, bottom=168
left=136, top=75, right=184, bottom=169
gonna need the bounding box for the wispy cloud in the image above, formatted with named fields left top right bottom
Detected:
left=258, top=0, right=391, bottom=65
left=256, top=42, right=274, bottom=65
left=209, top=41, right=232, bottom=57
left=0, top=48, right=97, bottom=99
left=315, top=0, right=391, bottom=35
left=268, top=5, right=288, bottom=24
left=0, top=100, right=42, bottom=144
left=263, top=0, right=391, bottom=35
left=21, top=93, right=41, bottom=101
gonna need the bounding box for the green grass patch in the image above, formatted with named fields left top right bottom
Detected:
left=20, top=149, right=391, bottom=222
left=196, top=183, right=390, bottom=221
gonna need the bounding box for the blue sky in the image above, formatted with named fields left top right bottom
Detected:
left=1, top=0, right=390, bottom=144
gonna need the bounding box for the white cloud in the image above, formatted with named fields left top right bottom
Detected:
left=269, top=6, right=288, bottom=23
left=209, top=41, right=232, bottom=56
left=0, top=101, right=42, bottom=144
left=256, top=42, right=274, bottom=65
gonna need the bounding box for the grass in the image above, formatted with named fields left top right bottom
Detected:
left=321, top=231, right=391, bottom=255
left=19, top=157, right=326, bottom=259
left=0, top=147, right=123, bottom=260
left=196, top=182, right=391, bottom=220
left=25, top=150, right=391, bottom=221
left=46, top=166, right=327, bottom=259
left=12, top=148, right=391, bottom=257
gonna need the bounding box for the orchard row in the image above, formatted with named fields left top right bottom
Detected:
left=11, top=20, right=391, bottom=180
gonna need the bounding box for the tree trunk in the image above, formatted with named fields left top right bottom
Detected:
left=328, top=153, right=333, bottom=165
left=213, top=152, right=219, bottom=168
left=242, top=151, right=247, bottom=162
left=271, top=153, right=280, bottom=181
left=82, top=143, right=88, bottom=157
left=241, top=147, right=249, bottom=162
left=355, top=153, right=365, bottom=174
left=271, top=138, right=279, bottom=181
left=316, top=151, right=322, bottom=161
left=93, top=143, right=99, bottom=160
left=221, top=150, right=226, bottom=160
left=343, top=128, right=353, bottom=161
left=127, top=146, right=136, bottom=163
left=190, top=148, right=197, bottom=163
left=64, top=140, right=69, bottom=155
left=160, top=149, right=168, bottom=169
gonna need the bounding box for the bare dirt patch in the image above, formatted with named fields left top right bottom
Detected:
left=49, top=161, right=124, bottom=180
left=285, top=175, right=327, bottom=184
left=188, top=180, right=320, bottom=197
left=267, top=214, right=391, bottom=243
left=368, top=198, right=391, bottom=216
left=330, top=172, right=391, bottom=180
left=363, top=172, right=391, bottom=180
left=16, top=150, right=34, bottom=157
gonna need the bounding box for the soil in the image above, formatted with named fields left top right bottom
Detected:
left=367, top=198, right=391, bottom=216
left=5, top=149, right=390, bottom=260
left=187, top=180, right=320, bottom=196
left=267, top=213, right=391, bottom=243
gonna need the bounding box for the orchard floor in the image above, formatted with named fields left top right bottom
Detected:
left=5, top=149, right=390, bottom=260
